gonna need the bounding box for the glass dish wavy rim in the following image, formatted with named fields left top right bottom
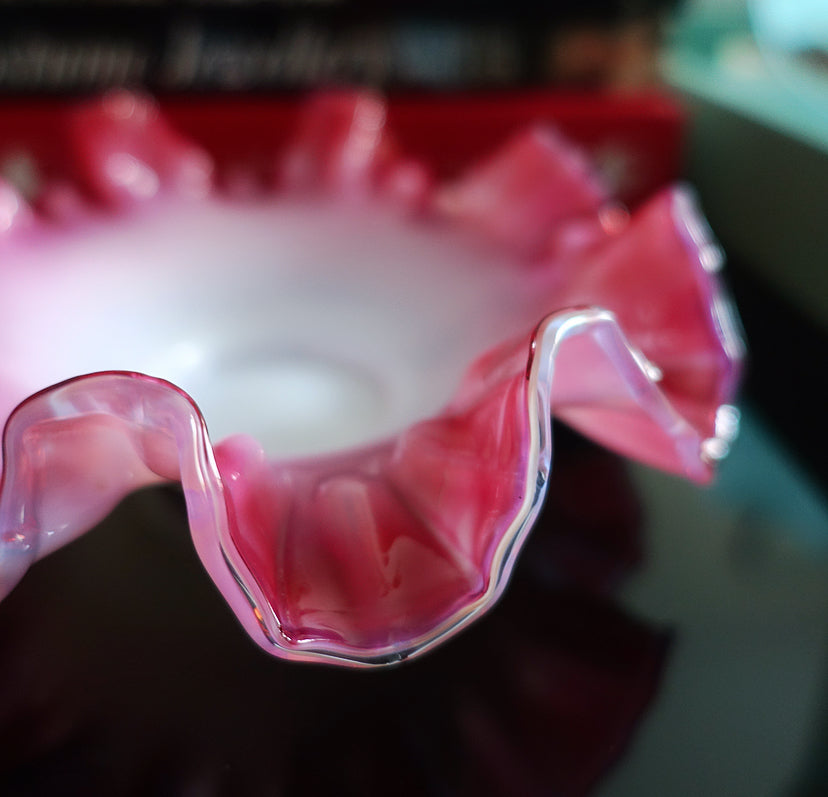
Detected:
left=0, top=90, right=745, bottom=667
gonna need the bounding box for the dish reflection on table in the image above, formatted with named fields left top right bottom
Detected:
left=0, top=424, right=669, bottom=797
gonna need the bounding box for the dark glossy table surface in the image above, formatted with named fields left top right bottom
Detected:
left=0, top=409, right=826, bottom=797
left=602, top=408, right=828, bottom=797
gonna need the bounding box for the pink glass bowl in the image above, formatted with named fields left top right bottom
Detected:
left=0, top=91, right=744, bottom=667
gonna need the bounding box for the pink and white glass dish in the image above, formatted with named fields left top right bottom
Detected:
left=0, top=91, right=744, bottom=667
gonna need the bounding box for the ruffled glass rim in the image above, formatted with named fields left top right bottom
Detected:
left=0, top=91, right=745, bottom=666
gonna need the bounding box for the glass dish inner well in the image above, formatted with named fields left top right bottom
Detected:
left=1, top=197, right=558, bottom=458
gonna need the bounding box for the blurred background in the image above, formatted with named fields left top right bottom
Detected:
left=0, top=1, right=827, bottom=795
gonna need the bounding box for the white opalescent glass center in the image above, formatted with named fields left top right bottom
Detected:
left=0, top=197, right=554, bottom=457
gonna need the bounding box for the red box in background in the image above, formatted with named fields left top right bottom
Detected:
left=0, top=91, right=683, bottom=208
